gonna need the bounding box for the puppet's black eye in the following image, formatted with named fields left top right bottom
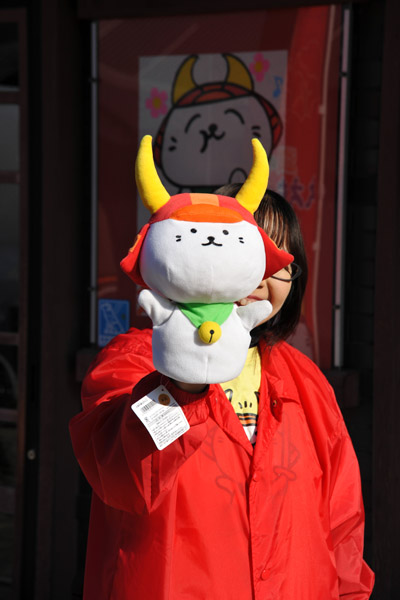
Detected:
left=176, top=235, right=182, bottom=242
left=191, top=228, right=197, bottom=233
left=239, top=237, right=244, bottom=244
left=222, top=230, right=229, bottom=235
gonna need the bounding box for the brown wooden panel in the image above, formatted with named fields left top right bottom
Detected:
left=373, top=0, right=400, bottom=596
left=32, top=1, right=88, bottom=597
left=78, top=0, right=372, bottom=19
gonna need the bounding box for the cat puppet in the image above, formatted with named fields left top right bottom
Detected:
left=121, top=135, right=293, bottom=384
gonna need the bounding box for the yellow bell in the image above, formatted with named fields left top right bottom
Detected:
left=198, top=321, right=222, bottom=345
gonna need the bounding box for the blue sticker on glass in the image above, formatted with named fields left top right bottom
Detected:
left=98, top=299, right=130, bottom=347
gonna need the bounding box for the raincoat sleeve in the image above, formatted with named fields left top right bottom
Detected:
left=69, top=329, right=210, bottom=514
left=329, top=418, right=375, bottom=598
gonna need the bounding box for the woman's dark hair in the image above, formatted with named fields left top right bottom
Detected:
left=214, top=183, right=308, bottom=346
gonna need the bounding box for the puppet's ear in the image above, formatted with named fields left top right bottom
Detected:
left=259, top=228, right=294, bottom=279
left=120, top=223, right=150, bottom=286
left=135, top=135, right=170, bottom=214
left=235, top=138, right=269, bottom=215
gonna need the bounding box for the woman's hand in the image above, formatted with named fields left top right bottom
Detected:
left=172, top=380, right=207, bottom=393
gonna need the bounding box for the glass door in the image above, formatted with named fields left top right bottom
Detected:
left=0, top=11, right=28, bottom=600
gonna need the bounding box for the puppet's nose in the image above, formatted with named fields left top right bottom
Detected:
left=202, top=236, right=222, bottom=247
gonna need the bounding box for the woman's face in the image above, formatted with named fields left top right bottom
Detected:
left=237, top=266, right=293, bottom=326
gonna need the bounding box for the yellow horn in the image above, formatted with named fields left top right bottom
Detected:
left=224, top=53, right=253, bottom=91
left=135, top=135, right=170, bottom=214
left=235, top=139, right=269, bottom=214
left=172, top=55, right=198, bottom=104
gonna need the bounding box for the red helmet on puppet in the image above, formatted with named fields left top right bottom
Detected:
left=120, top=135, right=293, bottom=288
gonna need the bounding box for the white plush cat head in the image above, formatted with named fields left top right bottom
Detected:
left=121, top=135, right=293, bottom=302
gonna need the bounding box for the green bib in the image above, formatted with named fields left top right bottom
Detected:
left=177, top=302, right=234, bottom=328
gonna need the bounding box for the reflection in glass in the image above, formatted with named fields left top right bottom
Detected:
left=0, top=347, right=17, bottom=410
left=0, top=105, right=19, bottom=171
left=0, top=185, right=19, bottom=331
left=0, top=23, right=18, bottom=90
left=0, top=422, right=16, bottom=487
left=0, top=512, right=14, bottom=597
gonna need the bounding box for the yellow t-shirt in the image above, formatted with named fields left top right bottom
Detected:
left=221, top=346, right=261, bottom=445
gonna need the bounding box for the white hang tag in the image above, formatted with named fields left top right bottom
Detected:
left=131, top=385, right=190, bottom=450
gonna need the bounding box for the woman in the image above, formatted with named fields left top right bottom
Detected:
left=70, top=188, right=374, bottom=599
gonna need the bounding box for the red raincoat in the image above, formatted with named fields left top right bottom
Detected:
left=70, top=328, right=374, bottom=599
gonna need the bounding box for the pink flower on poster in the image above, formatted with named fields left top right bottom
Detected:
left=250, top=53, right=270, bottom=82
left=145, top=88, right=168, bottom=118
